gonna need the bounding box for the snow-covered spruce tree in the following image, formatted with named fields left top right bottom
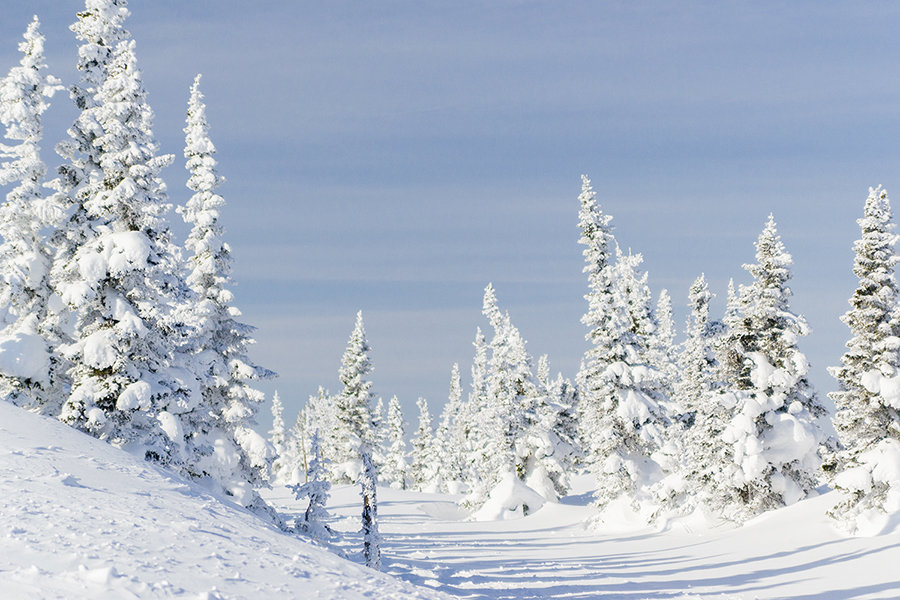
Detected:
left=463, top=284, right=527, bottom=506
left=674, top=275, right=723, bottom=426
left=0, top=17, right=64, bottom=411
left=359, top=448, right=382, bottom=570
left=575, top=176, right=667, bottom=513
left=331, top=311, right=377, bottom=482
left=656, top=274, right=731, bottom=512
left=718, top=214, right=826, bottom=519
left=410, top=397, right=437, bottom=490
left=433, top=363, right=466, bottom=491
left=282, top=402, right=310, bottom=485
left=829, top=186, right=900, bottom=530
left=456, top=326, right=489, bottom=490
left=50, top=3, right=201, bottom=468
left=649, top=289, right=678, bottom=408
left=290, top=429, right=332, bottom=541
left=176, top=74, right=276, bottom=508
left=464, top=284, right=575, bottom=508
left=269, top=390, right=287, bottom=482
left=299, top=386, right=341, bottom=482
left=380, top=395, right=409, bottom=489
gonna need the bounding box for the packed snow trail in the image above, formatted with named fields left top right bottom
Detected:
left=267, top=479, right=900, bottom=600
left=0, top=402, right=448, bottom=599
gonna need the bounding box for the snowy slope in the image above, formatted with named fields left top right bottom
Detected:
left=267, top=476, right=900, bottom=600
left=0, top=402, right=448, bottom=599
left=4, top=398, right=899, bottom=600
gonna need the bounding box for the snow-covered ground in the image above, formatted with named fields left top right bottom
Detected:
left=269, top=479, right=900, bottom=600
left=0, top=402, right=447, bottom=599
left=3, top=400, right=899, bottom=599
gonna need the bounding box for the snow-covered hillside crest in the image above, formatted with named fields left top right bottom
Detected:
left=0, top=401, right=447, bottom=599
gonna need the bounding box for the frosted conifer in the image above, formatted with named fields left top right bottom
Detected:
left=177, top=74, right=275, bottom=498
left=290, top=429, right=332, bottom=540
left=829, top=186, right=900, bottom=529
left=434, top=363, right=466, bottom=490
left=719, top=215, right=826, bottom=519
left=657, top=274, right=731, bottom=512
left=410, top=397, right=436, bottom=490
left=380, top=396, right=409, bottom=489
left=0, top=17, right=63, bottom=411
left=269, top=391, right=287, bottom=482
left=649, top=289, right=678, bottom=406
left=575, top=177, right=666, bottom=511
left=50, top=2, right=199, bottom=467
left=332, top=311, right=377, bottom=482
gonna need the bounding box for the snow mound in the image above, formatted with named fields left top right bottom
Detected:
left=471, top=472, right=547, bottom=521
left=0, top=330, right=49, bottom=384
left=0, top=401, right=447, bottom=599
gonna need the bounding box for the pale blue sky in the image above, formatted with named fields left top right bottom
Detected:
left=4, top=2, right=900, bottom=428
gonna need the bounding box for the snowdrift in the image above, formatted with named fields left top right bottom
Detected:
left=0, top=402, right=447, bottom=599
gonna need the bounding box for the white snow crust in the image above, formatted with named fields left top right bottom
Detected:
left=264, top=471, right=900, bottom=600
left=0, top=330, right=49, bottom=383
left=3, top=401, right=899, bottom=599
left=0, top=402, right=447, bottom=600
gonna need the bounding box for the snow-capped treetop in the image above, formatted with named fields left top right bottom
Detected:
left=673, top=273, right=722, bottom=422
left=832, top=186, right=900, bottom=384
left=178, top=74, right=230, bottom=301
left=577, top=175, right=619, bottom=360
left=677, top=273, right=720, bottom=406
left=270, top=390, right=285, bottom=457
left=471, top=326, right=488, bottom=402
left=733, top=214, right=812, bottom=390
left=482, top=283, right=504, bottom=334
left=577, top=174, right=614, bottom=282
left=0, top=16, right=61, bottom=149
left=69, top=0, right=131, bottom=108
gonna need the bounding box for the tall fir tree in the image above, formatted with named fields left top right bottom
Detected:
left=465, top=284, right=529, bottom=505
left=434, top=363, right=466, bottom=490
left=269, top=390, right=287, bottom=482
left=410, top=397, right=436, bottom=490
left=50, top=2, right=200, bottom=468
left=458, top=326, right=489, bottom=486
left=176, top=74, right=275, bottom=504
left=649, top=288, right=678, bottom=408
left=380, top=395, right=409, bottom=489
left=719, top=214, right=826, bottom=519
left=332, top=311, right=377, bottom=482
left=461, top=284, right=574, bottom=507
left=0, top=16, right=64, bottom=411
left=575, top=177, right=666, bottom=512
left=657, top=274, right=732, bottom=513
left=829, top=186, right=900, bottom=530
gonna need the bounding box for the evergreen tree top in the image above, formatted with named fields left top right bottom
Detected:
left=577, top=175, right=614, bottom=269
left=339, top=311, right=374, bottom=402
left=71, top=0, right=131, bottom=106
left=743, top=214, right=793, bottom=308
